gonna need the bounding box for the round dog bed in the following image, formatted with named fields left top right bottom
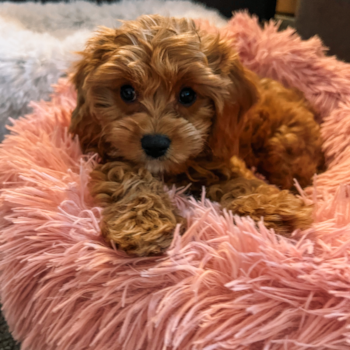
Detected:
left=2, top=12, right=350, bottom=350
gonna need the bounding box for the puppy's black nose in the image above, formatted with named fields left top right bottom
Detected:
left=141, top=134, right=171, bottom=158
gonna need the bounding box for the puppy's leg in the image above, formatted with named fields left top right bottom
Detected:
left=220, top=180, right=312, bottom=234
left=90, top=162, right=183, bottom=256
left=207, top=162, right=313, bottom=235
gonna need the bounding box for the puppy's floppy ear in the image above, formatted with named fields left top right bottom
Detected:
left=69, top=27, right=117, bottom=154
left=205, top=35, right=259, bottom=161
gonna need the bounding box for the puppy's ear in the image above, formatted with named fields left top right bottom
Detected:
left=69, top=27, right=117, bottom=154
left=205, top=36, right=259, bottom=161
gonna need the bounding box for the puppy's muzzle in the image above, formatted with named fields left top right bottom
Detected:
left=141, top=134, right=171, bottom=158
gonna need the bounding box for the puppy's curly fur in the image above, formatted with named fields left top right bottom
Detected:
left=70, top=15, right=324, bottom=256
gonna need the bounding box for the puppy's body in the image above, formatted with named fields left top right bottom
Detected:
left=70, top=15, right=324, bottom=256
left=241, top=79, right=323, bottom=190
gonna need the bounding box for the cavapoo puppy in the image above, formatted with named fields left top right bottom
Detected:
left=70, top=15, right=324, bottom=256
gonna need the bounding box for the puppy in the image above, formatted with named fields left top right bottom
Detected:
left=70, top=15, right=324, bottom=256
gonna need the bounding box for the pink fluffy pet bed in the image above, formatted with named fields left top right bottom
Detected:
left=2, top=13, right=350, bottom=350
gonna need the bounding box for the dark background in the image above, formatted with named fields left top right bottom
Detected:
left=1, top=0, right=278, bottom=21
left=199, top=0, right=277, bottom=21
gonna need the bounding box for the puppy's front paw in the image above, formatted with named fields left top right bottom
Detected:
left=101, top=198, right=185, bottom=256
left=222, top=185, right=313, bottom=235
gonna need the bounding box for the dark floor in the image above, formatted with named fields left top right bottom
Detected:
left=0, top=308, right=20, bottom=350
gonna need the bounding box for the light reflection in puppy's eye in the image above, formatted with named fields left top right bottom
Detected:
left=120, top=85, right=137, bottom=102
left=179, top=87, right=197, bottom=107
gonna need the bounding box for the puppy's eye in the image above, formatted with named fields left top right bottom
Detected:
left=120, top=85, right=136, bottom=102
left=179, top=87, right=196, bottom=107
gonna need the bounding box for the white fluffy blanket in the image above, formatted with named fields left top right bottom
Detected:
left=0, top=0, right=226, bottom=140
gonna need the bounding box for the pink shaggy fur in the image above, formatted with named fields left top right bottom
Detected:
left=1, top=13, right=350, bottom=350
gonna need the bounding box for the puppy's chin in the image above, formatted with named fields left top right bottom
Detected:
left=143, top=159, right=170, bottom=175
left=143, top=157, right=188, bottom=175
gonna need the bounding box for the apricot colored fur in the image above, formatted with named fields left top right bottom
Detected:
left=69, top=15, right=323, bottom=256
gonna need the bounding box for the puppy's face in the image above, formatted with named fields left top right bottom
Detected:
left=70, top=15, right=258, bottom=174
left=89, top=62, right=216, bottom=174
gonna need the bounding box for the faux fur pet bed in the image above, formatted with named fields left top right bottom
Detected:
left=1, top=12, right=350, bottom=350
